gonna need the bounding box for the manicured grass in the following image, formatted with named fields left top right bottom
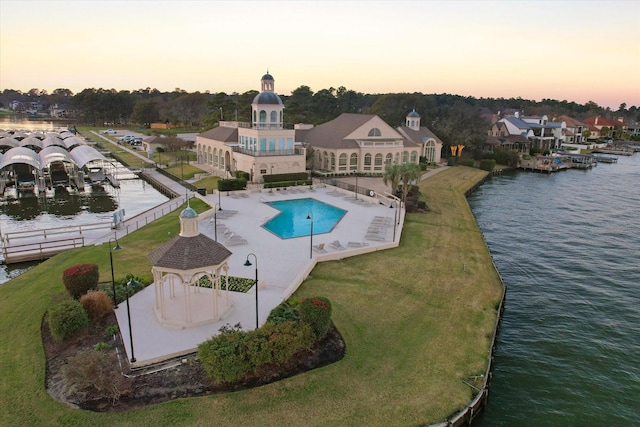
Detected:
left=0, top=167, right=503, bottom=426
left=192, top=176, right=220, bottom=193
left=164, top=163, right=206, bottom=181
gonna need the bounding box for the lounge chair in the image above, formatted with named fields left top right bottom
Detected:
left=224, top=238, right=247, bottom=246
left=365, top=234, right=387, bottom=242
left=347, top=241, right=369, bottom=248
left=313, top=243, right=328, bottom=254
left=330, top=240, right=346, bottom=250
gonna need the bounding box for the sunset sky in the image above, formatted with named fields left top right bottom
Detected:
left=1, top=0, right=639, bottom=109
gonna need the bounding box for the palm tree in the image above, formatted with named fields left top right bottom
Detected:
left=382, top=163, right=401, bottom=195
left=398, top=162, right=421, bottom=205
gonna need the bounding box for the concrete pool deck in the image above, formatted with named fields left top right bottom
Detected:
left=115, top=184, right=405, bottom=367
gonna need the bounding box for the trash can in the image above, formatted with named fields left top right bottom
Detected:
left=197, top=187, right=206, bottom=196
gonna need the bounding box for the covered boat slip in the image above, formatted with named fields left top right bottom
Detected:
left=0, top=141, right=119, bottom=196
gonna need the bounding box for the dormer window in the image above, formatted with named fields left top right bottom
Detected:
left=368, top=128, right=381, bottom=137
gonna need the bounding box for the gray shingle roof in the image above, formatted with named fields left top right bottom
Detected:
left=396, top=126, right=443, bottom=147
left=148, top=234, right=232, bottom=271
left=198, top=126, right=239, bottom=142
left=297, top=113, right=379, bottom=149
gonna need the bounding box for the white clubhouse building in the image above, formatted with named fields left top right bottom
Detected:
left=195, top=72, right=442, bottom=181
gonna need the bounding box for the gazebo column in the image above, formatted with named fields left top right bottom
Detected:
left=212, top=274, right=218, bottom=320
left=184, top=283, right=191, bottom=324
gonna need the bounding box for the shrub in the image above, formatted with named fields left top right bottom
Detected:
left=62, top=349, right=131, bottom=404
left=267, top=300, right=300, bottom=324
left=105, top=325, right=119, bottom=337
left=299, top=297, right=332, bottom=339
left=198, top=324, right=253, bottom=383
left=48, top=299, right=89, bottom=341
left=479, top=159, right=496, bottom=171
left=79, top=290, right=113, bottom=321
left=259, top=321, right=314, bottom=366
left=62, top=263, right=99, bottom=299
left=198, top=321, right=315, bottom=383
left=94, top=342, right=111, bottom=351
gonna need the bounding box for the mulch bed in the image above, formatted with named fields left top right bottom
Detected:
left=43, top=312, right=346, bottom=412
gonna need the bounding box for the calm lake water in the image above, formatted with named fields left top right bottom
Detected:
left=469, top=154, right=640, bottom=426
left=0, top=118, right=169, bottom=284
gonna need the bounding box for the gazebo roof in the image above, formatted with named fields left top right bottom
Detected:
left=148, top=234, right=232, bottom=271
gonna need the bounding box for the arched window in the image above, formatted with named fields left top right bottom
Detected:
left=213, top=148, right=218, bottom=167
left=385, top=153, right=393, bottom=165
left=270, top=110, right=277, bottom=125
left=364, top=153, right=372, bottom=171
left=338, top=153, right=347, bottom=171
left=410, top=151, right=417, bottom=163
left=424, top=141, right=435, bottom=162
left=395, top=153, right=399, bottom=164
left=374, top=153, right=383, bottom=171
left=259, top=110, right=267, bottom=127
left=402, top=151, right=408, bottom=163
left=323, top=151, right=329, bottom=170
left=350, top=153, right=358, bottom=171
left=330, top=153, right=336, bottom=170
left=368, top=128, right=381, bottom=137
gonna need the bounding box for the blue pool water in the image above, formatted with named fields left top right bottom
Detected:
left=263, top=198, right=347, bottom=239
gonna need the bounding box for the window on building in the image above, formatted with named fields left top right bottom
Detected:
left=364, top=153, right=372, bottom=170
left=385, top=153, right=392, bottom=165
left=402, top=151, right=408, bottom=163
left=350, top=153, right=358, bottom=171
left=368, top=128, right=381, bottom=137
left=330, top=153, right=336, bottom=170
left=259, top=110, right=267, bottom=126
left=270, top=110, right=277, bottom=124
left=410, top=151, right=417, bottom=163
left=374, top=153, right=383, bottom=170
left=339, top=153, right=347, bottom=171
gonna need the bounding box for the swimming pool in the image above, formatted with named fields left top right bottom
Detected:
left=263, top=198, right=347, bottom=239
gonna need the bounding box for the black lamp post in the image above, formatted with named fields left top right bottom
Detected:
left=244, top=254, right=259, bottom=329
left=108, top=236, right=121, bottom=308
left=125, top=277, right=139, bottom=363
left=214, top=203, right=221, bottom=242
left=306, top=211, right=314, bottom=259
left=355, top=172, right=359, bottom=200
left=393, top=200, right=398, bottom=242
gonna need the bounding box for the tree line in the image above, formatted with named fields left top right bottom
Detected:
left=2, top=86, right=637, bottom=156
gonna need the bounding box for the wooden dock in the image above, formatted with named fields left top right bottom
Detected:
left=1, top=223, right=112, bottom=264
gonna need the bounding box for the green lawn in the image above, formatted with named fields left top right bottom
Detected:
left=0, top=167, right=503, bottom=426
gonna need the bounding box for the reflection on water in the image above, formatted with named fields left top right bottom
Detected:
left=1, top=186, right=119, bottom=220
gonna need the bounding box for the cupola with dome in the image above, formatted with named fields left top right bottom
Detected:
left=252, top=70, right=284, bottom=129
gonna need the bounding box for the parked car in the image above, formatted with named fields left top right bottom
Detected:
left=119, top=135, right=135, bottom=143
left=101, top=129, right=117, bottom=134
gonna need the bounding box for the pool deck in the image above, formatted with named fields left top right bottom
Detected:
left=115, top=185, right=405, bottom=367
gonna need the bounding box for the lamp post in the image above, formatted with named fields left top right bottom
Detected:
left=393, top=200, right=398, bottom=242
left=125, top=277, right=139, bottom=363
left=244, top=253, right=259, bottom=329
left=213, top=203, right=222, bottom=242
left=306, top=211, right=314, bottom=259
left=354, top=172, right=359, bottom=200
left=108, top=236, right=121, bottom=308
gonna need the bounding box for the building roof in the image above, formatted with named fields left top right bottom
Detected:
left=252, top=91, right=283, bottom=105
left=583, top=116, right=621, bottom=128
left=396, top=125, right=443, bottom=147
left=148, top=234, right=232, bottom=271
left=198, top=126, right=239, bottom=143
left=298, top=113, right=389, bottom=149
left=558, top=115, right=588, bottom=128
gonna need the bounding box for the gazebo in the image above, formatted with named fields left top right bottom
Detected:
left=148, top=205, right=233, bottom=329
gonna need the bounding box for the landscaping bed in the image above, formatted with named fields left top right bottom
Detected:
left=43, top=312, right=346, bottom=412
